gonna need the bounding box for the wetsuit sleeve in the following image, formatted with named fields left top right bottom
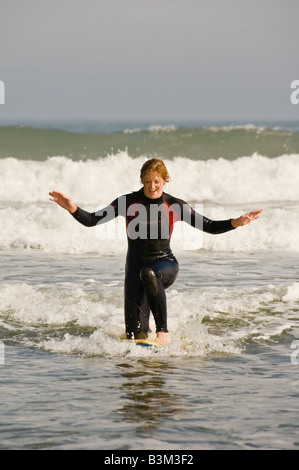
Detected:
left=202, top=215, right=235, bottom=234
left=167, top=196, right=234, bottom=234
left=190, top=206, right=235, bottom=234
left=164, top=193, right=235, bottom=235
left=71, top=199, right=119, bottom=227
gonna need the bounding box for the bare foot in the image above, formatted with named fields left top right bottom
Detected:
left=155, top=332, right=171, bottom=345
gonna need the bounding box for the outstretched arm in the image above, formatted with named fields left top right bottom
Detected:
left=49, top=191, right=77, bottom=214
left=231, top=209, right=262, bottom=228
left=49, top=190, right=119, bottom=227
left=175, top=196, right=262, bottom=235
left=190, top=207, right=263, bottom=234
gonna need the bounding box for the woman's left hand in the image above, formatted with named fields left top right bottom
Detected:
left=231, top=209, right=263, bottom=228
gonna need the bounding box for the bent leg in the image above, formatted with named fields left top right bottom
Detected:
left=140, top=257, right=179, bottom=333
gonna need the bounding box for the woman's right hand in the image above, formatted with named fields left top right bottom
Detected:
left=49, top=191, right=77, bottom=214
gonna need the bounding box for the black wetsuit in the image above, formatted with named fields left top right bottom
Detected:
left=72, top=188, right=235, bottom=339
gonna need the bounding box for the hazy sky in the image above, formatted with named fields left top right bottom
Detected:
left=0, top=0, right=298, bottom=122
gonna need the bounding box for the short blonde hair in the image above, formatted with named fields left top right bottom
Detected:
left=140, top=158, right=170, bottom=183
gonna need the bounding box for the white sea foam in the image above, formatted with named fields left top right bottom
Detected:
left=1, top=151, right=299, bottom=205
left=0, top=280, right=296, bottom=358
left=1, top=151, right=299, bottom=254
left=205, top=124, right=267, bottom=132
left=123, top=125, right=178, bottom=133
left=282, top=282, right=299, bottom=302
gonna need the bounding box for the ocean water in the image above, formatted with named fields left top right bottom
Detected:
left=0, top=120, right=299, bottom=450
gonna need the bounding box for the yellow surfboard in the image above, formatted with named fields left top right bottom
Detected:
left=134, top=339, right=162, bottom=348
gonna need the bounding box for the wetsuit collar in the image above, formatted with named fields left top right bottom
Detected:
left=141, top=188, right=164, bottom=204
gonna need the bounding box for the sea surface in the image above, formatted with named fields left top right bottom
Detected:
left=0, top=119, right=299, bottom=450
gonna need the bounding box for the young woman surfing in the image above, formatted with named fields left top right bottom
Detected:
left=49, top=158, right=261, bottom=344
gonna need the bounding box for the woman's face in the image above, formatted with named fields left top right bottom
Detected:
left=142, top=170, right=166, bottom=199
